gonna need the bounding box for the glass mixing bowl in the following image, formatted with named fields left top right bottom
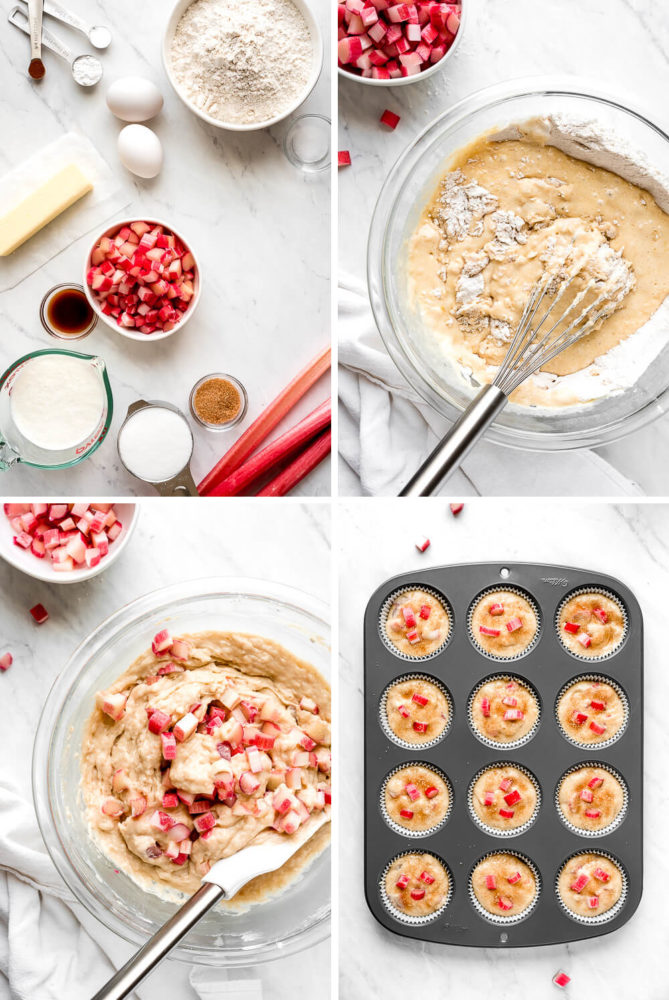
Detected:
left=368, top=77, right=669, bottom=452
left=32, top=578, right=330, bottom=966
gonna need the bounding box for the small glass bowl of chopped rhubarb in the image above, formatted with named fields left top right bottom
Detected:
left=338, top=1, right=465, bottom=86
left=84, top=219, right=201, bottom=342
left=32, top=578, right=331, bottom=964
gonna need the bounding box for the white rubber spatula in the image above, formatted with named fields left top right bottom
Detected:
left=91, top=811, right=330, bottom=1000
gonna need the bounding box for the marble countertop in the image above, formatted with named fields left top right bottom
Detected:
left=0, top=0, right=330, bottom=496
left=338, top=0, right=669, bottom=495
left=0, top=499, right=330, bottom=999
left=339, top=499, right=668, bottom=999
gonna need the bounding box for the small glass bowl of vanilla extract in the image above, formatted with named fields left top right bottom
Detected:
left=40, top=284, right=98, bottom=341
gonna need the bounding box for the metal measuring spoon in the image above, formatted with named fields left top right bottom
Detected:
left=8, top=6, right=103, bottom=87
left=19, top=0, right=111, bottom=48
left=27, top=0, right=45, bottom=79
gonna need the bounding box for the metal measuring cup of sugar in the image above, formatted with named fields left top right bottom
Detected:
left=8, top=6, right=103, bottom=87
left=117, top=399, right=199, bottom=497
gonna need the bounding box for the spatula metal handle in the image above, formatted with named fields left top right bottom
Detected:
left=90, top=881, right=224, bottom=1000
left=399, top=383, right=508, bottom=497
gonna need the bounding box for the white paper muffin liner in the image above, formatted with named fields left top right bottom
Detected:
left=554, top=673, right=629, bottom=750
left=379, top=850, right=454, bottom=925
left=379, top=584, right=453, bottom=662
left=468, top=762, right=541, bottom=838
left=468, top=850, right=541, bottom=926
left=554, top=586, right=628, bottom=663
left=555, top=761, right=629, bottom=838
left=380, top=672, right=453, bottom=750
left=467, top=673, right=541, bottom=751
left=380, top=762, right=453, bottom=837
left=467, top=585, right=542, bottom=662
left=555, top=850, right=628, bottom=926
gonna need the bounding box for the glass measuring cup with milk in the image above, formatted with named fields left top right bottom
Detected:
left=0, top=349, right=113, bottom=470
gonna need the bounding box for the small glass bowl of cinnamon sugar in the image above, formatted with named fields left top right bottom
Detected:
left=189, top=373, right=248, bottom=431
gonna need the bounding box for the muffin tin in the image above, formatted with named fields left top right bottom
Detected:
left=364, top=562, right=643, bottom=947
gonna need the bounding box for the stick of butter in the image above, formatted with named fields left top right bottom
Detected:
left=0, top=164, right=93, bottom=256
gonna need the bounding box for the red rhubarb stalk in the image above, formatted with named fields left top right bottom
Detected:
left=197, top=346, right=331, bottom=494
left=207, top=400, right=330, bottom=497
left=256, top=430, right=331, bottom=498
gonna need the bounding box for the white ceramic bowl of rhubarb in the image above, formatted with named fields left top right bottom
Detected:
left=83, top=219, right=201, bottom=343
left=0, top=504, right=139, bottom=584
left=161, top=0, right=323, bottom=132
left=337, top=0, right=466, bottom=87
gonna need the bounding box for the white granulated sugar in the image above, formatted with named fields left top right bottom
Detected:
left=170, top=0, right=313, bottom=125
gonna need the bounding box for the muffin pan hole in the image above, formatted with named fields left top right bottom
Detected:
left=468, top=673, right=541, bottom=750
left=381, top=762, right=453, bottom=837
left=467, top=584, right=541, bottom=661
left=469, top=851, right=541, bottom=926
left=555, top=762, right=628, bottom=838
left=555, top=673, right=629, bottom=750
left=555, top=586, right=628, bottom=662
left=380, top=850, right=454, bottom=926
left=380, top=673, right=453, bottom=750
left=555, top=851, right=628, bottom=926
left=379, top=584, right=453, bottom=662
left=468, top=762, right=541, bottom=838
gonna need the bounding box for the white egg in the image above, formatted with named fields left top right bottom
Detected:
left=106, top=76, right=164, bottom=123
left=118, top=124, right=163, bottom=179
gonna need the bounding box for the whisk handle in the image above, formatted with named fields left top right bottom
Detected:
left=399, top=384, right=508, bottom=497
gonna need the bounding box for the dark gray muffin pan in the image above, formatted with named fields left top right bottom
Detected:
left=363, top=562, right=643, bottom=947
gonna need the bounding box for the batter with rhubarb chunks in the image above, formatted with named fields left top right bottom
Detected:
left=384, top=588, right=450, bottom=658
left=558, top=591, right=626, bottom=658
left=470, top=676, right=539, bottom=745
left=384, top=853, right=450, bottom=918
left=469, top=589, right=538, bottom=658
left=558, top=766, right=625, bottom=833
left=384, top=676, right=450, bottom=745
left=557, top=678, right=626, bottom=745
left=384, top=765, right=450, bottom=832
left=82, top=630, right=331, bottom=907
left=470, top=765, right=537, bottom=832
left=470, top=853, right=537, bottom=918
left=557, top=853, right=624, bottom=918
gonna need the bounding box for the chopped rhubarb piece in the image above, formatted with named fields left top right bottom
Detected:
left=405, top=783, right=420, bottom=802
left=162, top=792, right=179, bottom=809
left=503, top=709, right=524, bottom=721
left=497, top=896, right=513, bottom=911
left=507, top=871, right=522, bottom=885
left=589, top=720, right=607, bottom=736
left=553, top=972, right=571, bottom=989
left=101, top=798, right=124, bottom=818
left=563, top=622, right=580, bottom=634
left=419, top=870, right=435, bottom=885
left=424, top=786, right=439, bottom=799
left=484, top=791, right=495, bottom=807
left=572, top=712, right=588, bottom=726
left=587, top=895, right=599, bottom=909
left=338, top=150, right=352, bottom=167
left=399, top=808, right=414, bottom=819
left=29, top=603, right=49, bottom=624
left=450, top=503, right=464, bottom=516
left=193, top=811, right=216, bottom=833
left=593, top=607, right=608, bottom=623
left=161, top=732, right=177, bottom=760
left=412, top=692, right=429, bottom=707
left=593, top=867, right=610, bottom=883
left=479, top=626, right=500, bottom=637
left=588, top=776, right=604, bottom=789
left=97, top=691, right=127, bottom=721
left=397, top=704, right=410, bottom=719
left=570, top=873, right=589, bottom=893
left=502, top=696, right=517, bottom=707
left=499, top=808, right=515, bottom=819
left=419, top=604, right=431, bottom=620
left=580, top=788, right=594, bottom=803
left=485, top=875, right=496, bottom=890
left=489, top=603, right=504, bottom=616
left=396, top=873, right=410, bottom=890
left=578, top=633, right=592, bottom=649
left=590, top=700, right=605, bottom=711
left=148, top=710, right=171, bottom=734
left=380, top=109, right=400, bottom=129
left=410, top=889, right=425, bottom=901
left=174, top=712, right=198, bottom=742
left=412, top=721, right=428, bottom=733
left=405, top=629, right=420, bottom=644
left=402, top=606, right=417, bottom=627
left=584, top=809, right=601, bottom=819
left=0, top=652, right=12, bottom=672
left=504, top=789, right=522, bottom=807
left=506, top=616, right=523, bottom=632
left=498, top=777, right=513, bottom=792
left=151, top=629, right=172, bottom=654
left=170, top=638, right=192, bottom=661
left=415, top=536, right=430, bottom=553
left=481, top=697, right=491, bottom=717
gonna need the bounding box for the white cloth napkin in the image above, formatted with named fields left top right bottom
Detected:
left=338, top=275, right=643, bottom=497
left=0, top=774, right=261, bottom=1000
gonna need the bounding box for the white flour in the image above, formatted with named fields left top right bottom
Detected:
left=170, top=0, right=313, bottom=125
left=431, top=116, right=669, bottom=406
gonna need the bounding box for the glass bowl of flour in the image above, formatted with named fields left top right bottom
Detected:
left=368, top=78, right=669, bottom=453
left=162, top=0, right=323, bottom=132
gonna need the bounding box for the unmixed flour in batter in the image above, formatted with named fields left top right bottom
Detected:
left=408, top=117, right=669, bottom=407
left=170, top=0, right=313, bottom=126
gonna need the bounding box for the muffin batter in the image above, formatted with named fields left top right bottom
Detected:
left=558, top=766, right=625, bottom=832
left=470, top=676, right=539, bottom=745
left=470, top=765, right=538, bottom=832
left=409, top=118, right=669, bottom=407
left=384, top=765, right=450, bottom=832
left=470, top=589, right=538, bottom=658
left=385, top=676, right=450, bottom=745
left=82, top=630, right=331, bottom=907
left=384, top=853, right=450, bottom=918
left=557, top=678, right=626, bottom=745
left=557, top=853, right=623, bottom=918
left=384, top=588, right=450, bottom=658
left=558, top=591, right=626, bottom=658
left=471, top=853, right=537, bottom=917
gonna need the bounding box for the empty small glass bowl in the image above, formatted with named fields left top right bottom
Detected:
left=283, top=115, right=331, bottom=173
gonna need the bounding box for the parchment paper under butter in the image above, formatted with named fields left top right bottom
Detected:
left=0, top=131, right=134, bottom=292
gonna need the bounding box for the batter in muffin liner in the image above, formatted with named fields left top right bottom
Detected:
left=467, top=761, right=541, bottom=838
left=380, top=761, right=453, bottom=837
left=380, top=672, right=454, bottom=750
left=468, top=850, right=541, bottom=926
left=468, top=672, right=542, bottom=750
left=467, top=585, right=542, bottom=662
left=555, top=850, right=628, bottom=926
left=555, top=586, right=628, bottom=662
left=379, top=584, right=453, bottom=662
left=379, top=850, right=454, bottom=926
left=555, top=761, right=628, bottom=838
left=554, top=673, right=629, bottom=750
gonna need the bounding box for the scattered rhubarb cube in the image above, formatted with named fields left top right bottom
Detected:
left=504, top=789, right=521, bottom=807
left=419, top=604, right=431, bottom=620
left=410, top=889, right=425, bottom=901
left=485, top=875, right=496, bottom=890
left=588, top=776, right=604, bottom=789
left=593, top=608, right=608, bottom=623
left=481, top=697, right=491, bottom=717
left=420, top=870, right=435, bottom=885
left=590, top=700, right=605, bottom=711
left=380, top=109, right=400, bottom=129
left=0, top=652, right=12, bottom=672
left=589, top=720, right=607, bottom=736
left=415, top=536, right=430, bottom=553
left=30, top=603, right=49, bottom=624
left=479, top=626, right=500, bottom=637
left=570, top=873, right=589, bottom=893
left=498, top=778, right=512, bottom=792
left=338, top=150, right=352, bottom=167
left=499, top=808, right=515, bottom=819
left=412, top=692, right=428, bottom=707
left=572, top=712, right=588, bottom=726
left=553, top=971, right=571, bottom=989
left=484, top=791, right=495, bottom=807
left=580, top=788, right=594, bottom=803
left=584, top=809, right=601, bottom=819
left=148, top=709, right=171, bottom=734
left=397, top=704, right=410, bottom=719
left=506, top=616, right=523, bottom=632
left=449, top=503, right=463, bottom=516
left=406, top=629, right=420, bottom=644
left=399, top=808, right=414, bottom=819
left=502, top=696, right=517, bottom=707
left=161, top=732, right=177, bottom=760
left=578, top=633, right=592, bottom=649
left=497, top=896, right=513, bottom=911
left=396, top=873, right=410, bottom=890
left=587, top=895, right=599, bottom=909
left=405, top=783, right=420, bottom=802
left=593, top=867, right=610, bottom=883
left=412, top=721, right=427, bottom=733
left=563, top=622, right=579, bottom=634
left=503, top=709, right=524, bottom=721
left=507, top=871, right=522, bottom=885
left=425, top=786, right=439, bottom=799
left=402, top=606, right=417, bottom=628
left=489, top=603, right=504, bottom=616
